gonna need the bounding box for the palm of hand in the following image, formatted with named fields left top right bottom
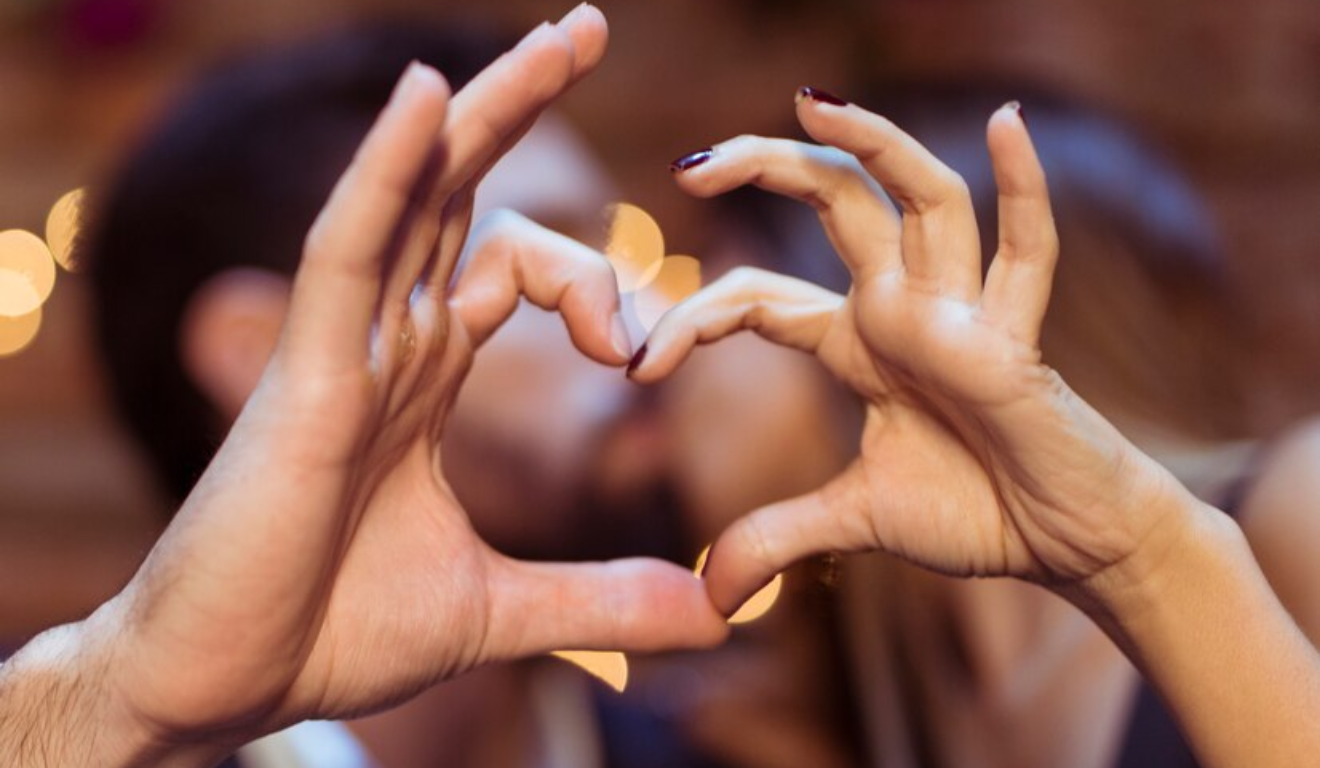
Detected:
left=825, top=269, right=1141, bottom=583
left=281, top=315, right=491, bottom=720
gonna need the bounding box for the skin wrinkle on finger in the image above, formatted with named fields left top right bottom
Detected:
left=794, top=97, right=984, bottom=294
left=796, top=100, right=983, bottom=297
left=797, top=100, right=960, bottom=215
left=449, top=211, right=625, bottom=364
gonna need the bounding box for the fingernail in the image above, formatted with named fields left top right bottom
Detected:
left=516, top=21, right=554, bottom=49
left=1004, top=100, right=1026, bottom=126
left=625, top=343, right=648, bottom=378
left=669, top=148, right=713, bottom=173
left=397, top=60, right=425, bottom=94
left=796, top=86, right=848, bottom=107
left=609, top=312, right=633, bottom=361
left=558, top=2, right=593, bottom=26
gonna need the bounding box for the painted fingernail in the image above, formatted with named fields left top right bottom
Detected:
left=670, top=148, right=713, bottom=173
left=625, top=343, right=648, bottom=377
left=609, top=312, right=633, bottom=361
left=1004, top=100, right=1026, bottom=126
left=796, top=86, right=848, bottom=107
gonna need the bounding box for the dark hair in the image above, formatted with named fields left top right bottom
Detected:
left=85, top=24, right=506, bottom=504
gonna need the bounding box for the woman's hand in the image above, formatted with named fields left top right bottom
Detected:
left=634, top=91, right=1197, bottom=616
left=71, top=7, right=725, bottom=760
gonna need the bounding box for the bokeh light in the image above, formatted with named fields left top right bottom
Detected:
left=551, top=650, right=629, bottom=692
left=604, top=203, right=665, bottom=293
left=634, top=255, right=702, bottom=331
left=0, top=230, right=57, bottom=318
left=45, top=188, right=85, bottom=271
left=0, top=306, right=43, bottom=358
left=694, top=545, right=783, bottom=625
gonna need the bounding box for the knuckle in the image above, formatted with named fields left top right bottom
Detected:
left=470, top=208, right=526, bottom=253
left=852, top=135, right=892, bottom=166
left=724, top=265, right=767, bottom=290
left=945, top=171, right=973, bottom=203
left=725, top=134, right=760, bottom=153
left=745, top=301, right=768, bottom=331
left=909, top=169, right=970, bottom=215
left=474, top=207, right=525, bottom=238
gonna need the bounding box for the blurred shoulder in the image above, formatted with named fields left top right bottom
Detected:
left=1241, top=416, right=1320, bottom=519
left=1237, top=415, right=1320, bottom=640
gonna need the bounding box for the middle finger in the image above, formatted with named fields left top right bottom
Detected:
left=795, top=89, right=983, bottom=301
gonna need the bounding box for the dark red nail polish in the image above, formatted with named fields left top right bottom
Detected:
left=797, top=86, right=848, bottom=107
left=670, top=149, right=713, bottom=173
left=626, top=343, right=648, bottom=377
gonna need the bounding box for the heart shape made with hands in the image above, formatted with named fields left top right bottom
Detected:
left=604, top=203, right=785, bottom=615
left=552, top=203, right=786, bottom=692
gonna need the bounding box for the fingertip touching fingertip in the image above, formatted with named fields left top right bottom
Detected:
left=625, top=343, right=648, bottom=378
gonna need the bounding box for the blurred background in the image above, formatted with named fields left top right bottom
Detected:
left=1, top=0, right=1319, bottom=753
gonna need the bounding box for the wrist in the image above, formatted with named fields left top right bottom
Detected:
left=1063, top=471, right=1244, bottom=634
left=0, top=609, right=144, bottom=767
left=0, top=599, right=233, bottom=768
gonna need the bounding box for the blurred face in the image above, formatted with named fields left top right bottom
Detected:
left=443, top=118, right=856, bottom=564
left=442, top=114, right=664, bottom=558
left=657, top=238, right=858, bottom=547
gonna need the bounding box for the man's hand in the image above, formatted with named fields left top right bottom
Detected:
left=0, top=7, right=726, bottom=767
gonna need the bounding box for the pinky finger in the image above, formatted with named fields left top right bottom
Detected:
left=981, top=103, right=1059, bottom=346
left=628, top=266, right=845, bottom=383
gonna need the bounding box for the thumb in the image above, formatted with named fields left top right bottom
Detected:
left=482, top=556, right=730, bottom=660
left=702, top=464, right=872, bottom=616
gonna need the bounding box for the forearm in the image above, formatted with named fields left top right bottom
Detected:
left=1076, top=490, right=1320, bottom=768
left=0, top=604, right=227, bottom=768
